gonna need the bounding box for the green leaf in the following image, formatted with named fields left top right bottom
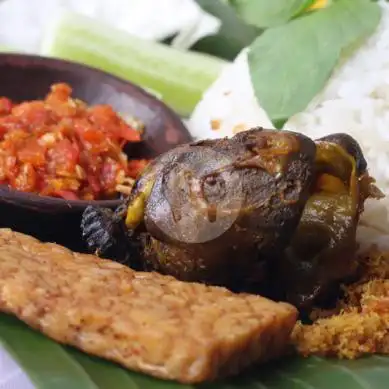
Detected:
left=0, top=314, right=97, bottom=389
left=228, top=355, right=389, bottom=389
left=2, top=313, right=389, bottom=388
left=68, top=348, right=193, bottom=389
left=67, top=349, right=141, bottom=389
left=229, top=0, right=315, bottom=28
left=192, top=0, right=261, bottom=60
left=248, top=0, right=381, bottom=127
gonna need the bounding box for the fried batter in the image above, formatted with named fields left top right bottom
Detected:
left=0, top=229, right=297, bottom=384
left=292, top=249, right=389, bottom=359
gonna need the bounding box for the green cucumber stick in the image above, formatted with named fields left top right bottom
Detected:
left=41, top=12, right=228, bottom=117
left=0, top=45, right=16, bottom=52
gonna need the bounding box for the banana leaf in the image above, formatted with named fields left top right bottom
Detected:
left=1, top=313, right=389, bottom=389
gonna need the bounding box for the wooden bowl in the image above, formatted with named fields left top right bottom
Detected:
left=0, top=54, right=192, bottom=250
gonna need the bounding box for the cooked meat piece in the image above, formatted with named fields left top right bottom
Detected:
left=316, top=133, right=367, bottom=174
left=274, top=134, right=382, bottom=311
left=292, top=251, right=389, bottom=359
left=82, top=127, right=316, bottom=290
left=0, top=229, right=298, bottom=384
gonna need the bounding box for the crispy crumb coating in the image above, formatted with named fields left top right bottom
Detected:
left=0, top=229, right=297, bottom=384
left=292, top=248, right=389, bottom=359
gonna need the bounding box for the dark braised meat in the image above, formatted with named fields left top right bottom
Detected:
left=80, top=128, right=383, bottom=313
left=274, top=133, right=384, bottom=311
left=317, top=133, right=367, bottom=174
left=81, top=204, right=144, bottom=269
left=81, top=127, right=316, bottom=289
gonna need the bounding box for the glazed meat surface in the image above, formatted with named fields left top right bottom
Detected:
left=274, top=133, right=383, bottom=310
left=89, top=128, right=316, bottom=289
left=81, top=128, right=382, bottom=312
left=0, top=229, right=297, bottom=384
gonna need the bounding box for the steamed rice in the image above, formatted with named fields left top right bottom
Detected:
left=189, top=0, right=389, bottom=248
left=285, top=0, right=389, bottom=195
left=189, top=48, right=273, bottom=140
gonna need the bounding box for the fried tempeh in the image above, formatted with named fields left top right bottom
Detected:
left=0, top=229, right=297, bottom=384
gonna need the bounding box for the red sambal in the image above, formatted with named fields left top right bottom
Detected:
left=0, top=83, right=149, bottom=200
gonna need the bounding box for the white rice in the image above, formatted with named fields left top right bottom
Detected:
left=189, top=1, right=389, bottom=249
left=189, top=47, right=273, bottom=140
left=285, top=1, right=389, bottom=196
left=286, top=1, right=389, bottom=248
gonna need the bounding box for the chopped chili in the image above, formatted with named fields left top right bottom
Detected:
left=0, top=83, right=149, bottom=200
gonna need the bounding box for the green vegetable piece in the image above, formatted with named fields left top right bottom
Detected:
left=193, top=0, right=261, bottom=60
left=68, top=349, right=142, bottom=389
left=0, top=314, right=97, bottom=389
left=41, top=12, right=227, bottom=117
left=247, top=355, right=389, bottom=389
left=229, top=0, right=315, bottom=28
left=0, top=45, right=17, bottom=52
left=248, top=0, right=381, bottom=127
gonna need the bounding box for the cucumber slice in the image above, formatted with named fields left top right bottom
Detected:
left=0, top=45, right=16, bottom=52
left=41, top=12, right=228, bottom=117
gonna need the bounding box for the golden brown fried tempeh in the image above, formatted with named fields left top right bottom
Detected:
left=0, top=229, right=297, bottom=384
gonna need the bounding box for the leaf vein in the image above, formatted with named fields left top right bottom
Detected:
left=274, top=369, right=316, bottom=389
left=326, top=362, right=372, bottom=389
